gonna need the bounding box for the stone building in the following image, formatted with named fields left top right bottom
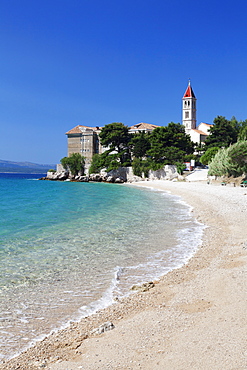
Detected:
left=65, top=82, right=213, bottom=169
left=65, top=125, right=103, bottom=167
left=65, top=122, right=159, bottom=169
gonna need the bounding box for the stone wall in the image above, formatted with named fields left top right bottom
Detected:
left=100, top=165, right=180, bottom=182
left=44, top=165, right=181, bottom=183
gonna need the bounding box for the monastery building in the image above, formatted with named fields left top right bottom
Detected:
left=65, top=82, right=213, bottom=167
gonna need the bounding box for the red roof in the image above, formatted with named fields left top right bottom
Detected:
left=66, top=125, right=101, bottom=135
left=130, top=122, right=159, bottom=131
left=183, top=83, right=196, bottom=98
left=191, top=129, right=209, bottom=135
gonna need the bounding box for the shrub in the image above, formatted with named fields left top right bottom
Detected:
left=60, top=153, right=85, bottom=177
left=208, top=141, right=247, bottom=177
left=200, top=147, right=220, bottom=165
left=175, top=162, right=186, bottom=175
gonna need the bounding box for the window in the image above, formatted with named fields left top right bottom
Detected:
left=185, top=111, right=189, bottom=118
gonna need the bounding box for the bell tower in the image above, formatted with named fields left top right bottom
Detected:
left=182, top=81, right=196, bottom=134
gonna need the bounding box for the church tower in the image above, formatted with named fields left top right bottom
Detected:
left=182, top=81, right=197, bottom=134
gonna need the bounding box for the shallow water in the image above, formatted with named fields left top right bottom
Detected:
left=0, top=174, right=204, bottom=359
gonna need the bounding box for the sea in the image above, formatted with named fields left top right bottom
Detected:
left=0, top=173, right=204, bottom=360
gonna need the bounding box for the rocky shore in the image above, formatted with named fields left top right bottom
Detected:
left=1, top=180, right=247, bottom=369
left=39, top=165, right=182, bottom=183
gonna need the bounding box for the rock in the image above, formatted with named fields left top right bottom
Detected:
left=79, top=176, right=89, bottom=182
left=57, top=173, right=69, bottom=180
left=91, top=321, right=115, bottom=335
left=106, top=176, right=114, bottom=183
left=89, top=174, right=102, bottom=182
left=114, top=177, right=124, bottom=183
left=45, top=170, right=69, bottom=181
left=131, top=281, right=155, bottom=292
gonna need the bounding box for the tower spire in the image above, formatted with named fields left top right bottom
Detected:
left=182, top=81, right=197, bottom=133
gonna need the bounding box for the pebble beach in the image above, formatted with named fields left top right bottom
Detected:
left=1, top=180, right=247, bottom=370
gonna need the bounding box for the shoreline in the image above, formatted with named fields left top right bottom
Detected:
left=1, top=182, right=203, bottom=363
left=1, top=180, right=247, bottom=369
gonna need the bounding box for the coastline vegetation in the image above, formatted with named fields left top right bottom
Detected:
left=61, top=153, right=85, bottom=177
left=201, top=116, right=247, bottom=177
left=89, top=122, right=195, bottom=176
left=61, top=116, right=247, bottom=180
left=208, top=141, right=247, bottom=177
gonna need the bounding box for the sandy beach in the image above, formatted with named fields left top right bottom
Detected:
left=1, top=180, right=247, bottom=370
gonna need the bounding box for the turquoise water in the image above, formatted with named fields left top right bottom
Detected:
left=0, top=174, right=204, bottom=359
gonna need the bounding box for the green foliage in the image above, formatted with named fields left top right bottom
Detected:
left=89, top=154, right=105, bottom=174
left=200, top=147, right=220, bottom=165
left=48, top=169, right=56, bottom=173
left=227, top=141, right=247, bottom=176
left=148, top=123, right=194, bottom=165
left=91, top=122, right=195, bottom=174
left=60, top=153, right=85, bottom=177
left=238, top=120, right=247, bottom=141
left=208, top=141, right=247, bottom=177
left=204, top=116, right=238, bottom=149
left=89, top=150, right=125, bottom=173
left=99, top=122, right=131, bottom=165
left=184, top=153, right=198, bottom=162
left=132, top=158, right=152, bottom=177
left=132, top=158, right=143, bottom=177
left=129, top=131, right=151, bottom=159
left=60, top=157, right=70, bottom=170
left=208, top=148, right=229, bottom=177
left=99, top=122, right=129, bottom=152
left=175, top=162, right=186, bottom=175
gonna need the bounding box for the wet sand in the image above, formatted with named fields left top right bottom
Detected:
left=1, top=180, right=247, bottom=370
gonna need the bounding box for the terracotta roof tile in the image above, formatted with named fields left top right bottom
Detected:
left=66, top=125, right=102, bottom=135
left=130, top=122, right=160, bottom=130
left=200, top=122, right=213, bottom=127
left=192, top=129, right=209, bottom=135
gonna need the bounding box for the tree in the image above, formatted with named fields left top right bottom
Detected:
left=89, top=154, right=105, bottom=174
left=200, top=147, right=220, bottom=165
left=129, top=131, right=151, bottom=159
left=147, top=123, right=194, bottom=165
left=99, top=122, right=130, bottom=165
left=204, top=116, right=238, bottom=149
left=227, top=141, right=247, bottom=176
left=238, top=119, right=247, bottom=141
left=61, top=153, right=85, bottom=177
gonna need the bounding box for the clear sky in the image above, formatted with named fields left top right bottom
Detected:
left=1, top=0, right=247, bottom=164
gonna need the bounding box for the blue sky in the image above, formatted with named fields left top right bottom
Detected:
left=1, top=0, right=247, bottom=164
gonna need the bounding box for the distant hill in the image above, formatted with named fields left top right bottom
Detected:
left=0, top=159, right=56, bottom=174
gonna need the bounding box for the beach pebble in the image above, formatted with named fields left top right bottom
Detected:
left=131, top=282, right=155, bottom=292
left=90, top=321, right=115, bottom=335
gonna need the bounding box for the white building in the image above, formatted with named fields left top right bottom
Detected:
left=182, top=81, right=213, bottom=144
